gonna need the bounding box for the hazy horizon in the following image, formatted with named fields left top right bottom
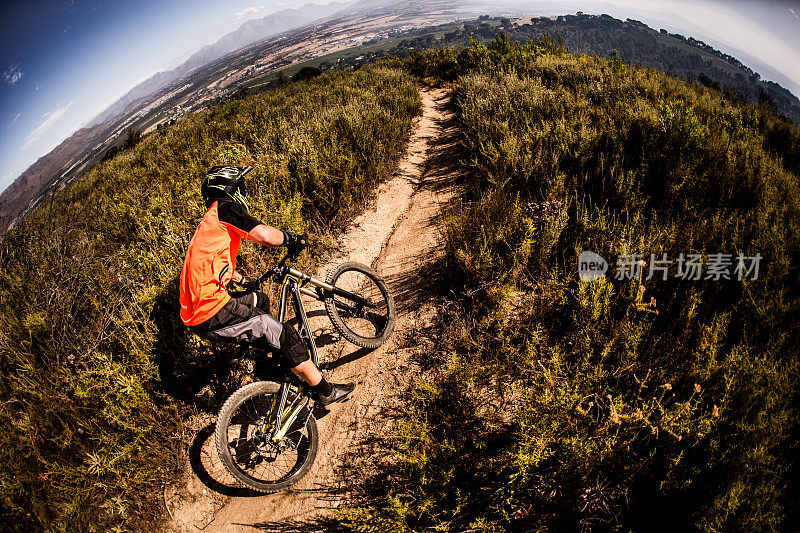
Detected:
left=1, top=0, right=798, bottom=195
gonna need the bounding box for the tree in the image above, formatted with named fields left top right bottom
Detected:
left=122, top=127, right=141, bottom=150
left=100, top=127, right=141, bottom=163
left=275, top=70, right=288, bottom=86
left=231, top=86, right=249, bottom=100
left=292, top=66, right=322, bottom=82
left=698, top=73, right=721, bottom=92
left=758, top=87, right=776, bottom=110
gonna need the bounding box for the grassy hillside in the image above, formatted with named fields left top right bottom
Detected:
left=0, top=66, right=421, bottom=531
left=341, top=37, right=800, bottom=531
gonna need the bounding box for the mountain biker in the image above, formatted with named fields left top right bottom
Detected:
left=179, top=165, right=355, bottom=405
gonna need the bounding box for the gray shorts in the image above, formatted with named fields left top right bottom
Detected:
left=190, top=292, right=309, bottom=367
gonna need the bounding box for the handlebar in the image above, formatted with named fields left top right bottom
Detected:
left=254, top=235, right=308, bottom=286
left=256, top=252, right=290, bottom=286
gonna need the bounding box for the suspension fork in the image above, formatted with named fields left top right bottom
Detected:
left=268, top=384, right=309, bottom=441
left=268, top=383, right=289, bottom=440
left=267, top=379, right=311, bottom=442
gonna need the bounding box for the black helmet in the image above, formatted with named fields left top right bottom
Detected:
left=201, top=165, right=253, bottom=210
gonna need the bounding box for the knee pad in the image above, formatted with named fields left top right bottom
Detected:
left=278, top=325, right=310, bottom=367
left=254, top=291, right=270, bottom=313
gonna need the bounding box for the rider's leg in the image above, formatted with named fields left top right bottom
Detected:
left=290, top=359, right=323, bottom=386
left=279, top=325, right=353, bottom=404
left=278, top=324, right=328, bottom=391
left=253, top=291, right=270, bottom=313
left=192, top=295, right=354, bottom=404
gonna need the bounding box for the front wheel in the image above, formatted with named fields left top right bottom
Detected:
left=325, top=262, right=395, bottom=349
left=215, top=381, right=318, bottom=493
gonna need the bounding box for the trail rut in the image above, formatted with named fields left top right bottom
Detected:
left=166, top=85, right=460, bottom=532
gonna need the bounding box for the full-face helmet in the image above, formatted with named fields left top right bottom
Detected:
left=201, top=165, right=253, bottom=210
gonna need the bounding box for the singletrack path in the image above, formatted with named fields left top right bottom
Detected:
left=166, top=85, right=459, bottom=531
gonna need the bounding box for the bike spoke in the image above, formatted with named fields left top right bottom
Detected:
left=244, top=434, right=311, bottom=483
left=331, top=270, right=389, bottom=338
left=223, top=391, right=313, bottom=486
left=365, top=311, right=388, bottom=331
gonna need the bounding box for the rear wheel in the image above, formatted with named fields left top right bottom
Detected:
left=324, top=262, right=395, bottom=349
left=215, top=381, right=317, bottom=493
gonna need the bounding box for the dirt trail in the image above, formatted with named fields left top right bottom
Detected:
left=166, top=85, right=460, bottom=532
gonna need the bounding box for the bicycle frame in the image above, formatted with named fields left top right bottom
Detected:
left=264, top=261, right=373, bottom=442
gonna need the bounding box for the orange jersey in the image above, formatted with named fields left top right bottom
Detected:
left=180, top=202, right=258, bottom=326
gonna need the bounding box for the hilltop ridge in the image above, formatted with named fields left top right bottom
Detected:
left=5, top=5, right=798, bottom=239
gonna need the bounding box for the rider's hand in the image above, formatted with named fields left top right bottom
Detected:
left=283, top=231, right=307, bottom=256
left=238, top=276, right=260, bottom=291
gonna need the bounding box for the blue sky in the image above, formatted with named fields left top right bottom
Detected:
left=1, top=0, right=799, bottom=194
left=0, top=0, right=328, bottom=191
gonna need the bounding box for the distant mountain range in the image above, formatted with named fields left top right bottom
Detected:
left=89, top=2, right=351, bottom=127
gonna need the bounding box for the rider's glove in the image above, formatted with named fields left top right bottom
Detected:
left=283, top=231, right=307, bottom=256
left=238, top=276, right=260, bottom=291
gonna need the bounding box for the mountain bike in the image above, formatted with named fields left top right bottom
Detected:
left=214, top=245, right=395, bottom=493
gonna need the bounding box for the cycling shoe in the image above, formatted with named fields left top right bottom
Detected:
left=317, top=382, right=355, bottom=406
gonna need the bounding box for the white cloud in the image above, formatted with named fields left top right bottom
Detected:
left=234, top=5, right=265, bottom=20
left=9, top=113, right=21, bottom=128
left=21, top=101, right=73, bottom=151
left=3, top=64, right=23, bottom=85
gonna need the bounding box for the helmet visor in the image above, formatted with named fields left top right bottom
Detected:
left=238, top=166, right=253, bottom=196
